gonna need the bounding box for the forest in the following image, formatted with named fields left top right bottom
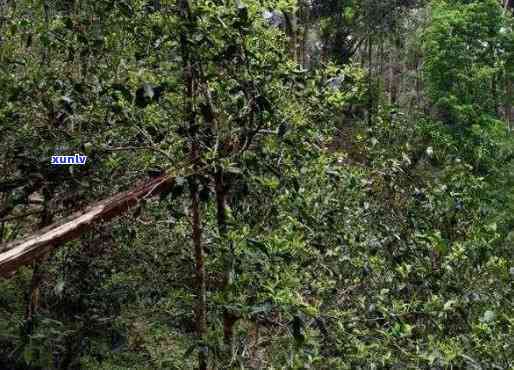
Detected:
left=0, top=0, right=513, bottom=368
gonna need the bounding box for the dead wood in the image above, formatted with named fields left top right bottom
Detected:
left=0, top=174, right=175, bottom=278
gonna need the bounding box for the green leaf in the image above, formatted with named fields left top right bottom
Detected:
left=23, top=346, right=33, bottom=365
left=225, top=165, right=242, bottom=174
left=480, top=310, right=496, bottom=323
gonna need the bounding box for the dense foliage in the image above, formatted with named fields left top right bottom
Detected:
left=0, top=0, right=512, bottom=369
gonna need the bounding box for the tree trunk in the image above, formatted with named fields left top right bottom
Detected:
left=284, top=11, right=297, bottom=61
left=178, top=0, right=207, bottom=367
left=301, top=20, right=308, bottom=68
left=186, top=71, right=208, bottom=370
left=24, top=257, right=47, bottom=335
left=215, top=167, right=238, bottom=359
left=389, top=47, right=397, bottom=105
left=506, top=75, right=512, bottom=131
left=23, top=193, right=53, bottom=341
left=415, top=53, right=423, bottom=111
left=367, top=36, right=373, bottom=125
left=297, top=0, right=309, bottom=68
left=492, top=73, right=499, bottom=116
left=189, top=167, right=207, bottom=370
left=378, top=37, right=384, bottom=76
left=42, top=0, right=50, bottom=66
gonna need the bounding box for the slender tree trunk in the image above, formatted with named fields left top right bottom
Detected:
left=188, top=54, right=208, bottom=370
left=215, top=167, right=238, bottom=359
left=23, top=6, right=53, bottom=328
left=367, top=36, right=373, bottom=125
left=24, top=192, right=53, bottom=338
left=389, top=47, right=396, bottom=105
left=379, top=37, right=384, bottom=76
left=506, top=75, right=512, bottom=131
left=296, top=3, right=302, bottom=65
left=503, top=0, right=513, bottom=129
left=284, top=11, right=297, bottom=61
left=302, top=20, right=308, bottom=68
left=415, top=53, right=422, bottom=111
left=189, top=163, right=207, bottom=370
left=24, top=259, right=46, bottom=335
left=178, top=0, right=207, bottom=368
left=399, top=48, right=405, bottom=108
left=42, top=0, right=50, bottom=65
left=297, top=0, right=309, bottom=68
left=492, top=73, right=499, bottom=116
left=187, top=81, right=207, bottom=370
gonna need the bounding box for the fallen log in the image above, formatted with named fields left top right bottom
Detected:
left=0, top=173, right=176, bottom=278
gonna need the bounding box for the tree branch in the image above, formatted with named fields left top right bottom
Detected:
left=0, top=173, right=176, bottom=277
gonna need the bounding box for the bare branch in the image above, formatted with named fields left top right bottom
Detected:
left=0, top=173, right=176, bottom=277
